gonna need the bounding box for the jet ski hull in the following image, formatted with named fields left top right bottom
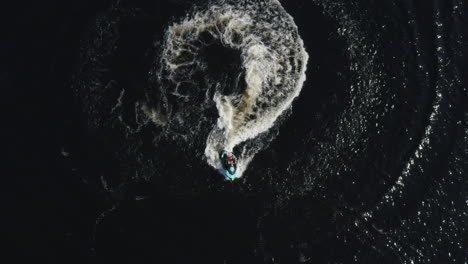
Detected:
left=223, top=169, right=239, bottom=180
left=220, top=151, right=239, bottom=180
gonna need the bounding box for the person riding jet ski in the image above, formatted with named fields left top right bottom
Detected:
left=220, top=151, right=239, bottom=179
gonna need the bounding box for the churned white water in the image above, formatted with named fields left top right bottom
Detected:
left=158, top=0, right=308, bottom=178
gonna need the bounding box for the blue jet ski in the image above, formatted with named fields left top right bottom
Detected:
left=220, top=151, right=239, bottom=180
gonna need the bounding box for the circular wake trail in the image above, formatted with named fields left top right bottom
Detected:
left=160, top=0, right=309, bottom=177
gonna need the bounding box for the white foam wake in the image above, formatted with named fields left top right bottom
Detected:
left=159, top=0, right=308, bottom=177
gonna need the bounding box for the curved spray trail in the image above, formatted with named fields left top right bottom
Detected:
left=157, top=0, right=308, bottom=177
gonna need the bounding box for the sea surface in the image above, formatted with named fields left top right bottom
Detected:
left=3, top=0, right=467, bottom=263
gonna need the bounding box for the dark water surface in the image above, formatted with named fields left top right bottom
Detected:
left=3, top=0, right=467, bottom=263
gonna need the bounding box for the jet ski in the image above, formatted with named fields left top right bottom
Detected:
left=220, top=151, right=239, bottom=180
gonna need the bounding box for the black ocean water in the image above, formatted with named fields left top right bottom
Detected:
left=3, top=0, right=467, bottom=263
